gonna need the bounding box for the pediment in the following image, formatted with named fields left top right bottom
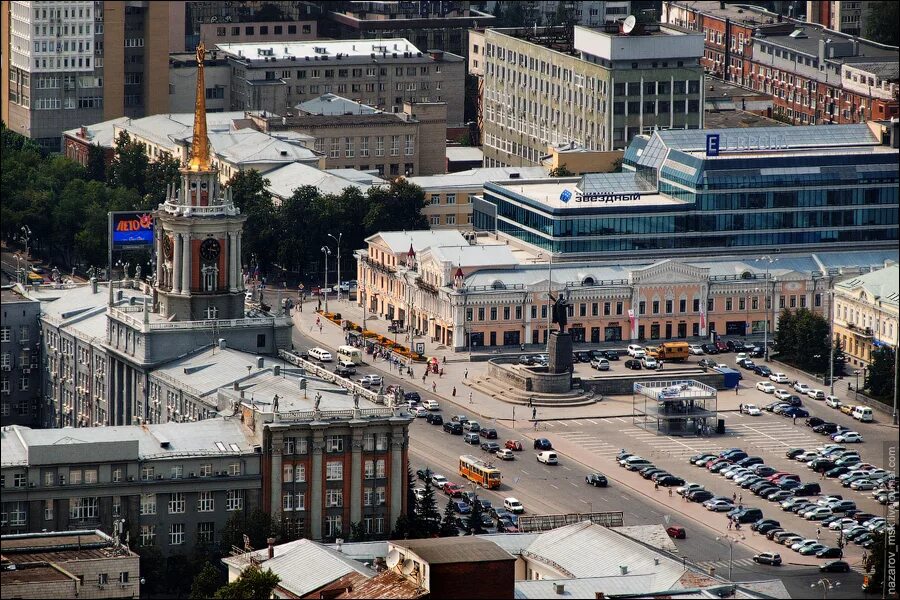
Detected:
left=631, top=260, right=709, bottom=285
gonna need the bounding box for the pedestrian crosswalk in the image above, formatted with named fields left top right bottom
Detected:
left=693, top=557, right=762, bottom=573
left=552, top=431, right=621, bottom=459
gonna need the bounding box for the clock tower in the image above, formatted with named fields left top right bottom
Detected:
left=154, top=42, right=247, bottom=321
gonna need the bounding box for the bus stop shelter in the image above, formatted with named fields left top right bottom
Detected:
left=632, top=379, right=718, bottom=436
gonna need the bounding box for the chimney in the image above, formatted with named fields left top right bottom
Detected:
left=619, top=565, right=628, bottom=575
left=267, top=538, right=275, bottom=559
left=336, top=538, right=344, bottom=553
left=719, top=1, right=725, bottom=8
left=553, top=583, right=566, bottom=595
left=273, top=365, right=281, bottom=376
left=218, top=338, right=226, bottom=350
left=233, top=381, right=240, bottom=390
left=257, top=357, right=265, bottom=368
left=595, top=594, right=605, bottom=600
left=90, top=277, right=98, bottom=294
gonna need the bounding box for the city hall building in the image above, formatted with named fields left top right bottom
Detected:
left=473, top=121, right=899, bottom=258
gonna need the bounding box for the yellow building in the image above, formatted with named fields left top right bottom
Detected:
left=833, top=263, right=899, bottom=368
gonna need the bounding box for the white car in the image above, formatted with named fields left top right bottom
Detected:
left=807, top=389, right=826, bottom=400
left=770, top=372, right=790, bottom=383
left=791, top=538, right=819, bottom=551
left=626, top=344, right=644, bottom=356
left=793, top=382, right=812, bottom=394
left=742, top=403, right=762, bottom=416
left=796, top=451, right=820, bottom=462
left=422, top=399, right=440, bottom=410
left=833, top=432, right=863, bottom=443
left=829, top=517, right=857, bottom=530
left=413, top=406, right=429, bottom=417
left=689, top=344, right=705, bottom=355
left=736, top=352, right=749, bottom=363
left=704, top=499, right=734, bottom=512
left=825, top=396, right=842, bottom=408
left=641, top=356, right=658, bottom=369
left=677, top=483, right=704, bottom=496
left=495, top=448, right=515, bottom=461
left=805, top=507, right=834, bottom=520
left=504, top=497, right=525, bottom=514
left=632, top=350, right=647, bottom=360
left=430, top=474, right=448, bottom=489
left=756, top=382, right=776, bottom=394
left=774, top=389, right=792, bottom=401
left=358, top=374, right=383, bottom=387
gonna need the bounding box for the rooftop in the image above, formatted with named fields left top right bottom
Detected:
left=489, top=178, right=688, bottom=211
left=1, top=530, right=137, bottom=564
left=0, top=562, right=74, bottom=585
left=296, top=94, right=379, bottom=116
left=62, top=117, right=131, bottom=148
left=0, top=286, right=38, bottom=304
left=216, top=38, right=462, bottom=64
left=445, top=146, right=484, bottom=163
left=391, top=537, right=515, bottom=564
left=427, top=244, right=520, bottom=269
left=835, top=264, right=900, bottom=307
left=406, top=166, right=548, bottom=191
left=368, top=230, right=469, bottom=254
left=704, top=108, right=786, bottom=129
left=265, top=163, right=385, bottom=200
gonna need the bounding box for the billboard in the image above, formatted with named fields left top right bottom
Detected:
left=110, top=211, right=154, bottom=249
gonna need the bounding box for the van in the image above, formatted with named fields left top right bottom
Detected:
left=308, top=347, right=333, bottom=362
left=656, top=342, right=690, bottom=361
left=337, top=358, right=357, bottom=373
left=851, top=406, right=873, bottom=422
left=536, top=451, right=558, bottom=465
left=337, top=345, right=363, bottom=365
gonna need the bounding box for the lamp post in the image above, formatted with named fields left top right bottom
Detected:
left=21, top=225, right=32, bottom=259
left=827, top=286, right=836, bottom=396
left=756, top=256, right=776, bottom=361
left=853, top=368, right=866, bottom=400
left=361, top=285, right=367, bottom=332
left=714, top=536, right=736, bottom=580
left=328, top=233, right=343, bottom=301
left=321, top=246, right=332, bottom=313
left=811, top=578, right=840, bottom=599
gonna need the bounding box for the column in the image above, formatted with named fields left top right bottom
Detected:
left=181, top=233, right=191, bottom=294
left=310, top=428, right=325, bottom=540
left=172, top=232, right=183, bottom=294
left=156, top=232, right=164, bottom=285
left=270, top=432, right=283, bottom=520
left=349, top=426, right=364, bottom=526
left=236, top=232, right=243, bottom=290
left=228, top=232, right=237, bottom=292
left=389, top=429, right=404, bottom=528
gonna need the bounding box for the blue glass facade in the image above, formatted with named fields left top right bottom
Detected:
left=474, top=126, right=899, bottom=256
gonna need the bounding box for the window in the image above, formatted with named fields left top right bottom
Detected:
left=376, top=434, right=388, bottom=451
left=446, top=193, right=456, bottom=205
left=112, top=496, right=122, bottom=517
left=326, top=461, right=343, bottom=480
left=0, top=327, right=9, bottom=342
left=283, top=493, right=295, bottom=511
left=169, top=523, right=185, bottom=546
left=140, top=525, right=156, bottom=546
left=726, top=298, right=733, bottom=311
left=326, top=489, right=343, bottom=507
left=197, top=491, right=214, bottom=512
left=170, top=465, right=183, bottom=479
left=296, top=493, right=305, bottom=511
left=141, top=465, right=154, bottom=481
left=200, top=464, right=212, bottom=477
left=639, top=301, right=646, bottom=315
left=9, top=502, right=26, bottom=526
left=14, top=473, right=26, bottom=488
left=44, top=499, right=54, bottom=520
left=376, top=486, right=386, bottom=505
left=226, top=490, right=243, bottom=511
left=140, top=494, right=156, bottom=515
left=119, top=571, right=130, bottom=585
left=390, top=136, right=400, bottom=156
left=84, top=469, right=97, bottom=484
left=169, top=492, right=185, bottom=514
left=376, top=136, right=384, bottom=156
left=295, top=464, right=306, bottom=482
left=112, top=467, right=123, bottom=483
left=70, top=470, right=82, bottom=485
left=665, top=300, right=673, bottom=314
left=70, top=497, right=98, bottom=520
left=405, top=134, right=414, bottom=156
left=98, top=573, right=108, bottom=586
left=345, top=137, right=354, bottom=158
left=652, top=301, right=660, bottom=314
left=327, top=436, right=344, bottom=452
left=365, top=459, right=375, bottom=478
left=228, top=463, right=241, bottom=476
left=325, top=515, right=342, bottom=538
left=376, top=459, right=386, bottom=478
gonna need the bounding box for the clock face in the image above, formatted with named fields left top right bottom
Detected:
left=162, top=236, right=173, bottom=259
left=200, top=238, right=221, bottom=261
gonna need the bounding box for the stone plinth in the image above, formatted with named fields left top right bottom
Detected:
left=547, top=330, right=573, bottom=374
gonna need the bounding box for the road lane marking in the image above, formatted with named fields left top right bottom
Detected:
left=562, top=465, right=571, bottom=471
left=520, top=470, right=530, bottom=475
left=550, top=484, right=559, bottom=489
left=587, top=419, right=599, bottom=425
left=570, top=481, right=579, bottom=487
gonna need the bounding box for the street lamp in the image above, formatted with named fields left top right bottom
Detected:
left=811, top=577, right=840, bottom=599
left=21, top=225, right=32, bottom=259
left=853, top=368, right=866, bottom=400
left=715, top=535, right=739, bottom=580
left=756, top=256, right=777, bottom=361
left=321, top=246, right=332, bottom=313
left=535, top=251, right=553, bottom=344
left=328, top=233, right=343, bottom=301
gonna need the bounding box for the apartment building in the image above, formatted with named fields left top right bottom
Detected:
left=833, top=263, right=899, bottom=368
left=0, top=287, right=41, bottom=428
left=806, top=1, right=874, bottom=37
left=247, top=96, right=447, bottom=177
left=216, top=39, right=466, bottom=126
left=320, top=0, right=494, bottom=59
left=475, top=23, right=704, bottom=167
left=168, top=50, right=232, bottom=113
left=661, top=1, right=899, bottom=124
left=1, top=530, right=140, bottom=599
left=0, top=419, right=261, bottom=556
left=480, top=0, right=632, bottom=27
left=1, top=1, right=169, bottom=152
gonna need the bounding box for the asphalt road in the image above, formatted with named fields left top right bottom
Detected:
left=289, top=327, right=873, bottom=597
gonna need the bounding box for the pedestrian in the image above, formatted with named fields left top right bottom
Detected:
left=533, top=420, right=538, bottom=430
left=464, top=369, right=468, bottom=379
left=735, top=384, right=739, bottom=395
left=654, top=482, right=659, bottom=491
left=532, top=406, right=537, bottom=420
left=452, top=386, right=457, bottom=397
left=738, top=494, right=742, bottom=504
left=793, top=416, right=797, bottom=425
left=442, top=356, right=447, bottom=364
left=732, top=492, right=737, bottom=502
left=439, top=367, right=444, bottom=377
left=469, top=392, right=473, bottom=404
left=739, top=402, right=743, bottom=413
left=319, top=324, right=323, bottom=334
left=816, top=527, right=821, bottom=540
left=727, top=520, right=733, bottom=530
left=668, top=487, right=673, bottom=497
left=422, top=373, right=426, bottom=384
left=432, top=382, right=436, bottom=393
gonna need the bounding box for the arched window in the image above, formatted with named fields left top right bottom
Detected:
left=582, top=276, right=595, bottom=286
left=491, top=280, right=506, bottom=290
left=201, top=264, right=218, bottom=292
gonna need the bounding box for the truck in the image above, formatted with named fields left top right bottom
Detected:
left=647, top=342, right=690, bottom=361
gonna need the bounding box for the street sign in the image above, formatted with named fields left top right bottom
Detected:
left=415, top=342, right=425, bottom=355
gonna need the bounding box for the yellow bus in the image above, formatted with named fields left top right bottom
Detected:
left=458, top=455, right=502, bottom=489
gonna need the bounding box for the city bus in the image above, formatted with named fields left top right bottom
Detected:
left=337, top=345, right=363, bottom=365
left=458, top=455, right=502, bottom=489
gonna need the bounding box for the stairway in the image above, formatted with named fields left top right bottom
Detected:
left=471, top=376, right=599, bottom=407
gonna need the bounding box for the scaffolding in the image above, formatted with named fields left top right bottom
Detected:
left=632, top=379, right=718, bottom=437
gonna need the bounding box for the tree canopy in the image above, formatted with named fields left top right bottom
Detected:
left=213, top=565, right=280, bottom=600
left=772, top=308, right=843, bottom=375
left=864, top=2, right=899, bottom=46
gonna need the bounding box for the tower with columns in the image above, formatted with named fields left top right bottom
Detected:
left=154, top=42, right=247, bottom=321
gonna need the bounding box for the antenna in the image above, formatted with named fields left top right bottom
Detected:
left=622, top=15, right=637, bottom=34
left=400, top=559, right=416, bottom=575
left=386, top=549, right=401, bottom=569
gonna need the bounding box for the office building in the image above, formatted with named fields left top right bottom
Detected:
left=480, top=1, right=632, bottom=27
left=1, top=1, right=169, bottom=152
left=474, top=122, right=898, bottom=258
left=0, top=419, right=260, bottom=556
left=406, top=166, right=549, bottom=228
left=806, top=1, right=874, bottom=37
left=216, top=38, right=466, bottom=126
left=662, top=1, right=899, bottom=124
left=320, top=0, right=495, bottom=59
left=247, top=94, right=448, bottom=177
left=168, top=49, right=232, bottom=113
left=1, top=530, right=140, bottom=599
left=0, top=286, right=41, bottom=427
left=833, top=263, right=899, bottom=368
left=474, top=23, right=704, bottom=168
left=357, top=228, right=896, bottom=349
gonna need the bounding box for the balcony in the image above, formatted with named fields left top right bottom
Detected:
left=415, top=277, right=438, bottom=295
left=846, top=323, right=873, bottom=338
left=361, top=256, right=396, bottom=275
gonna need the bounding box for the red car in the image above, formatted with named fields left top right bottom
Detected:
left=707, top=458, right=732, bottom=471
left=666, top=525, right=686, bottom=539
left=443, top=483, right=463, bottom=497
left=505, top=440, right=523, bottom=451
left=766, top=472, right=798, bottom=483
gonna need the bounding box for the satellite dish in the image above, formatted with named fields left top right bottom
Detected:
left=622, top=15, right=637, bottom=34
left=386, top=549, right=401, bottom=569
left=400, top=559, right=416, bottom=576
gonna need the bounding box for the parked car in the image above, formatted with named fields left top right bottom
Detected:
left=756, top=382, right=776, bottom=394
left=807, top=389, right=826, bottom=401
left=443, top=422, right=463, bottom=434
left=464, top=432, right=480, bottom=445
left=688, top=344, right=705, bottom=355
left=481, top=428, right=498, bottom=439
left=463, top=420, right=481, bottom=432
left=591, top=358, right=611, bottom=370
left=770, top=372, right=790, bottom=383
left=793, top=382, right=812, bottom=394
left=443, top=483, right=463, bottom=497
left=742, top=403, right=762, bottom=416
left=825, top=396, right=842, bottom=409
left=698, top=358, right=718, bottom=369
left=666, top=525, right=687, bottom=539
left=687, top=490, right=715, bottom=503
left=819, top=560, right=851, bottom=573
left=503, top=497, right=525, bottom=514
left=624, top=359, right=643, bottom=370
left=480, top=441, right=501, bottom=453
left=701, top=343, right=719, bottom=354
left=833, top=432, right=863, bottom=443
left=422, top=399, right=441, bottom=410
left=426, top=413, right=444, bottom=425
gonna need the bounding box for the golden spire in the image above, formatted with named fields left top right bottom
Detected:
left=188, top=42, right=211, bottom=171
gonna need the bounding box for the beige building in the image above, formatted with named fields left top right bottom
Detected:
left=215, top=38, right=466, bottom=127
left=406, top=166, right=548, bottom=229
left=541, top=142, right=624, bottom=174
left=1, top=530, right=140, bottom=599
left=1, top=1, right=169, bottom=152
left=247, top=96, right=448, bottom=177
left=833, top=263, right=899, bottom=369
left=474, top=24, right=704, bottom=167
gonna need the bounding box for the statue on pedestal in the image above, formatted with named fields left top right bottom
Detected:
left=548, top=293, right=569, bottom=333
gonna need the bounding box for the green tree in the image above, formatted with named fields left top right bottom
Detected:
left=219, top=509, right=278, bottom=554
left=404, top=466, right=422, bottom=538
left=391, top=514, right=417, bottom=540
left=191, top=561, right=225, bottom=599
left=772, top=309, right=798, bottom=363
left=228, top=170, right=278, bottom=273
left=466, top=496, right=486, bottom=534
left=85, top=144, right=107, bottom=182
left=107, top=131, right=150, bottom=196
left=862, top=525, right=899, bottom=594
left=348, top=520, right=367, bottom=542
left=363, top=179, right=428, bottom=233
left=214, top=565, right=280, bottom=600
left=549, top=164, right=575, bottom=177
left=439, top=498, right=458, bottom=537
left=865, top=346, right=896, bottom=399
left=864, top=2, right=899, bottom=46
left=418, top=481, right=441, bottom=537
left=136, top=546, right=166, bottom=596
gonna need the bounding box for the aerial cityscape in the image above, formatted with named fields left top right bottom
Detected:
left=0, top=1, right=897, bottom=599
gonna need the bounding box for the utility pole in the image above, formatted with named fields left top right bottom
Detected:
left=328, top=232, right=343, bottom=301
left=321, top=246, right=331, bottom=313
left=828, top=285, right=835, bottom=396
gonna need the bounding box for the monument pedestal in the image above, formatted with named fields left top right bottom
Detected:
left=548, top=330, right=573, bottom=374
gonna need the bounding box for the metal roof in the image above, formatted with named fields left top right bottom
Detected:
left=296, top=94, right=379, bottom=116
left=265, top=163, right=384, bottom=200
left=217, top=38, right=425, bottom=61
left=427, top=244, right=519, bottom=268
left=369, top=230, right=469, bottom=254
left=445, top=146, right=485, bottom=162
left=835, top=264, right=899, bottom=306
left=514, top=573, right=687, bottom=599
left=656, top=123, right=879, bottom=152
left=406, top=167, right=548, bottom=191
left=392, top=537, right=516, bottom=564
